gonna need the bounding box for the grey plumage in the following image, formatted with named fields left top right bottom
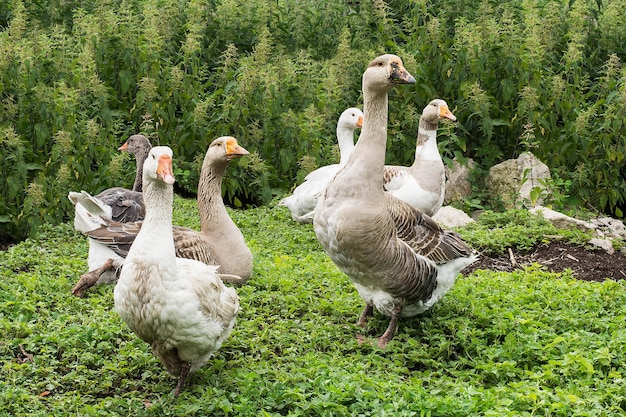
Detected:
left=314, top=54, right=477, bottom=348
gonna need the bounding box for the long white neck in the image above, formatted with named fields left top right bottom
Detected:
left=132, top=177, right=175, bottom=258
left=412, top=118, right=441, bottom=166
left=337, top=125, right=357, bottom=166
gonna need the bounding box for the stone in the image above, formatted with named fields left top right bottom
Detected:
left=588, top=238, right=615, bottom=254
left=444, top=158, right=474, bottom=204
left=590, top=217, right=626, bottom=239
left=431, top=205, right=475, bottom=229
left=529, top=206, right=596, bottom=232
left=485, top=152, right=551, bottom=208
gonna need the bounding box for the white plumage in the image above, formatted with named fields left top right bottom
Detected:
left=383, top=99, right=456, bottom=216
left=114, top=146, right=239, bottom=397
left=280, top=107, right=363, bottom=223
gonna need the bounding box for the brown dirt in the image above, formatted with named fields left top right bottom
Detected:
left=465, top=240, right=626, bottom=282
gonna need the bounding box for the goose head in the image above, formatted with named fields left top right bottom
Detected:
left=144, top=146, right=175, bottom=186
left=422, top=99, right=457, bottom=123
left=119, top=134, right=152, bottom=154
left=206, top=136, right=249, bottom=165
left=338, top=108, right=364, bottom=130
left=363, top=54, right=416, bottom=93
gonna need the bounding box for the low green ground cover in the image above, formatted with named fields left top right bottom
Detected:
left=1, top=199, right=624, bottom=416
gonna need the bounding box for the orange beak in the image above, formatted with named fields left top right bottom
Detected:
left=118, top=141, right=128, bottom=151
left=356, top=115, right=364, bottom=128
left=156, top=154, right=175, bottom=185
left=225, top=137, right=250, bottom=160
left=440, top=105, right=457, bottom=122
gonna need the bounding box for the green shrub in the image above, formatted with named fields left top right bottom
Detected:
left=2, top=0, right=626, bottom=241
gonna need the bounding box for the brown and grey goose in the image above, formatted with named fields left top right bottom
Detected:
left=313, top=54, right=477, bottom=348
left=68, top=134, right=152, bottom=223
left=71, top=136, right=252, bottom=296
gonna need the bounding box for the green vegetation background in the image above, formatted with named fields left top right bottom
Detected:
left=1, top=0, right=626, bottom=241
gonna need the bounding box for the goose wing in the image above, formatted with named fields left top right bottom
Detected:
left=96, top=187, right=145, bottom=222
left=382, top=166, right=410, bottom=192
left=386, top=195, right=473, bottom=264
left=176, top=259, right=240, bottom=330
left=172, top=227, right=219, bottom=265
left=82, top=219, right=142, bottom=257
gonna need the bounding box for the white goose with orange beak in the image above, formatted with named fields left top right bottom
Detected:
left=114, top=146, right=239, bottom=397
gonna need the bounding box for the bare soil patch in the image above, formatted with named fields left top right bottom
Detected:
left=465, top=240, right=626, bottom=282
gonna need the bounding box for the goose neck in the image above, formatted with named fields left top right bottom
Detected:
left=337, top=126, right=357, bottom=166
left=197, top=161, right=228, bottom=227
left=352, top=89, right=388, bottom=167
left=132, top=149, right=150, bottom=192
left=413, top=119, right=441, bottom=165
left=142, top=181, right=173, bottom=226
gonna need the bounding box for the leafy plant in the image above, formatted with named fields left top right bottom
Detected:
left=461, top=209, right=593, bottom=254
left=1, top=202, right=625, bottom=416
left=2, top=0, right=626, bottom=242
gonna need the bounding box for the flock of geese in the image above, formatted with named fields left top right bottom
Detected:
left=68, top=54, right=477, bottom=396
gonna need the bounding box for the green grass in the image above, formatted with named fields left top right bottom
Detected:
left=1, top=198, right=625, bottom=416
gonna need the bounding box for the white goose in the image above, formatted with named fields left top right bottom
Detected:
left=71, top=137, right=252, bottom=296
left=314, top=54, right=477, bottom=348
left=113, top=146, right=239, bottom=397
left=383, top=99, right=456, bottom=216
left=68, top=134, right=151, bottom=223
left=280, top=107, right=363, bottom=223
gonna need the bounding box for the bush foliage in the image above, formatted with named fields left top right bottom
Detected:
left=1, top=0, right=626, bottom=241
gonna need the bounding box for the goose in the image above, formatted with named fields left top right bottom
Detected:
left=313, top=54, right=477, bottom=348
left=281, top=101, right=454, bottom=222
left=71, top=136, right=252, bottom=296
left=113, top=145, right=239, bottom=397
left=68, top=134, right=152, bottom=223
left=383, top=99, right=456, bottom=216
left=280, top=107, right=364, bottom=223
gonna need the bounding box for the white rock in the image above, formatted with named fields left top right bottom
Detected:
left=588, top=238, right=615, bottom=254
left=485, top=152, right=551, bottom=208
left=529, top=206, right=596, bottom=232
left=431, top=206, right=475, bottom=229
left=591, top=217, right=626, bottom=239
left=444, top=158, right=474, bottom=204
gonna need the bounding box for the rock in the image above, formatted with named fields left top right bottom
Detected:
left=529, top=206, right=624, bottom=254
left=588, top=238, right=615, bottom=254
left=590, top=217, right=626, bottom=239
left=485, top=152, right=551, bottom=208
left=444, top=158, right=474, bottom=204
left=529, top=206, right=596, bottom=232
left=431, top=205, right=475, bottom=229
